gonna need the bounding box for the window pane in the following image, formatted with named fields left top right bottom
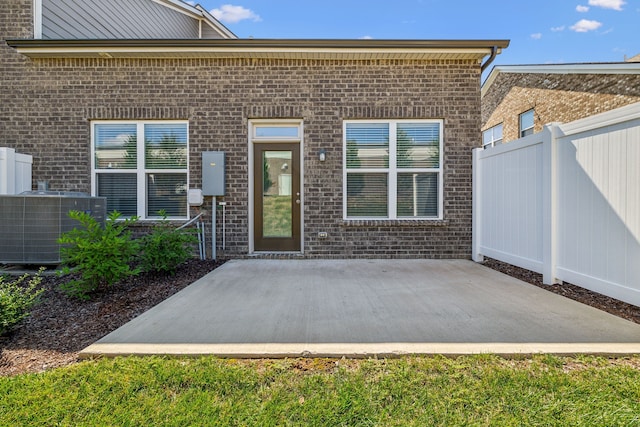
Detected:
left=397, top=123, right=440, bottom=168
left=482, top=129, right=493, bottom=146
left=96, top=173, right=137, bottom=216
left=346, top=173, right=388, bottom=217
left=397, top=173, right=438, bottom=218
left=494, top=124, right=503, bottom=140
left=520, top=110, right=534, bottom=136
left=146, top=173, right=187, bottom=217
left=262, top=151, right=293, bottom=237
left=255, top=126, right=299, bottom=138
left=145, top=124, right=188, bottom=169
left=346, top=123, right=389, bottom=169
left=95, top=124, right=137, bottom=169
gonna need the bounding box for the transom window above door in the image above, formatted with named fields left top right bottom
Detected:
left=91, top=121, right=189, bottom=219
left=343, top=119, right=443, bottom=220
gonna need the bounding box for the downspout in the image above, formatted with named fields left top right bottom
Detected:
left=481, top=46, right=498, bottom=73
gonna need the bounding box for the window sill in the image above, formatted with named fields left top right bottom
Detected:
left=341, top=219, right=449, bottom=228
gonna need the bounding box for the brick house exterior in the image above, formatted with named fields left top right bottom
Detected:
left=1, top=0, right=508, bottom=259
left=482, top=63, right=640, bottom=145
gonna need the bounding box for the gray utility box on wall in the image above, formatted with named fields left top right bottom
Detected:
left=202, top=151, right=225, bottom=196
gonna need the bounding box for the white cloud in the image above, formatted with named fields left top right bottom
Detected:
left=576, top=5, right=590, bottom=12
left=530, top=33, right=542, bottom=40
left=210, top=4, right=261, bottom=23
left=588, top=0, right=626, bottom=11
left=551, top=25, right=566, bottom=32
left=570, top=19, right=603, bottom=32
left=359, top=35, right=373, bottom=40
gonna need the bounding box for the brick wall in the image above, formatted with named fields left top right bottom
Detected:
left=482, top=72, right=640, bottom=142
left=1, top=6, right=481, bottom=259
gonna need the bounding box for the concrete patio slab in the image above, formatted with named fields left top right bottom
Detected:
left=81, top=259, right=640, bottom=358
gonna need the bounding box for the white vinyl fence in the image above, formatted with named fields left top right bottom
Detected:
left=0, top=147, right=32, bottom=195
left=473, top=102, right=640, bottom=306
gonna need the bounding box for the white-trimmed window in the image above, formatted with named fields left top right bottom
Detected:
left=482, top=124, right=503, bottom=148
left=91, top=121, right=189, bottom=219
left=343, top=119, right=443, bottom=220
left=519, top=109, right=534, bottom=137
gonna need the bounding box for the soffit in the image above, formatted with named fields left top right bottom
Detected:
left=7, top=39, right=509, bottom=61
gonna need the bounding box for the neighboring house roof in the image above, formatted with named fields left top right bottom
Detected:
left=6, top=38, right=509, bottom=61
left=35, top=0, right=236, bottom=40
left=482, top=62, right=640, bottom=98
left=481, top=61, right=640, bottom=142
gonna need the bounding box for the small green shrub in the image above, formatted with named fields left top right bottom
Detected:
left=0, top=269, right=45, bottom=336
left=139, top=212, right=198, bottom=274
left=58, top=211, right=141, bottom=299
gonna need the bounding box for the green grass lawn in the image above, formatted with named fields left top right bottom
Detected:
left=2, top=355, right=639, bottom=426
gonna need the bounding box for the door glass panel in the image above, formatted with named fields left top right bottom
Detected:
left=263, top=151, right=292, bottom=237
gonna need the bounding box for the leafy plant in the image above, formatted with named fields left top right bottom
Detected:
left=0, top=269, right=45, bottom=336
left=58, top=211, right=140, bottom=299
left=139, top=211, right=198, bottom=275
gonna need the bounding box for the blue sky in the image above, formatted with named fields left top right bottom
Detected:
left=192, top=0, right=639, bottom=70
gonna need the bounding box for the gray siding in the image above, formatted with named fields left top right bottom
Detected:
left=42, top=0, right=201, bottom=39
left=201, top=22, right=224, bottom=39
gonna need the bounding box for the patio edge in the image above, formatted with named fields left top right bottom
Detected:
left=79, top=342, right=640, bottom=359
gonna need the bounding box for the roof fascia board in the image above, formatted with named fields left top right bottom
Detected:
left=7, top=38, right=509, bottom=50
left=152, top=0, right=237, bottom=39
left=7, top=39, right=504, bottom=60
left=195, top=5, right=237, bottom=39
left=151, top=0, right=202, bottom=20
left=482, top=63, right=640, bottom=98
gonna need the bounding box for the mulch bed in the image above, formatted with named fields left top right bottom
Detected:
left=1, top=257, right=639, bottom=377
left=482, top=258, right=640, bottom=325
left=0, top=259, right=224, bottom=377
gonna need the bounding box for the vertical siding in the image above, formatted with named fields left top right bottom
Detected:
left=42, top=0, right=200, bottom=39
left=201, top=23, right=224, bottom=39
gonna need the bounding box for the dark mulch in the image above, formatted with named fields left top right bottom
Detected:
left=483, top=258, right=640, bottom=324
left=0, top=259, right=224, bottom=377
left=2, top=257, right=639, bottom=377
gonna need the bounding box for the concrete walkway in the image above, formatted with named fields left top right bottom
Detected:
left=81, top=259, right=640, bottom=358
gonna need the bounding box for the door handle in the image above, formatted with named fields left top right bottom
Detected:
left=295, top=199, right=301, bottom=204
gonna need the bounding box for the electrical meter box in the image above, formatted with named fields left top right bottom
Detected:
left=202, top=151, right=225, bottom=196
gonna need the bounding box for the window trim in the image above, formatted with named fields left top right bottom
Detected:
left=482, top=123, right=503, bottom=148
left=90, top=120, right=189, bottom=220
left=343, top=119, right=444, bottom=221
left=519, top=109, right=534, bottom=137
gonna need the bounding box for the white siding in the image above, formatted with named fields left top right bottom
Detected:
left=42, top=0, right=200, bottom=39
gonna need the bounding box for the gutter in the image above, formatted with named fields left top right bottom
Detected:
left=6, top=38, right=510, bottom=50
left=5, top=38, right=510, bottom=61
left=480, top=46, right=498, bottom=73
